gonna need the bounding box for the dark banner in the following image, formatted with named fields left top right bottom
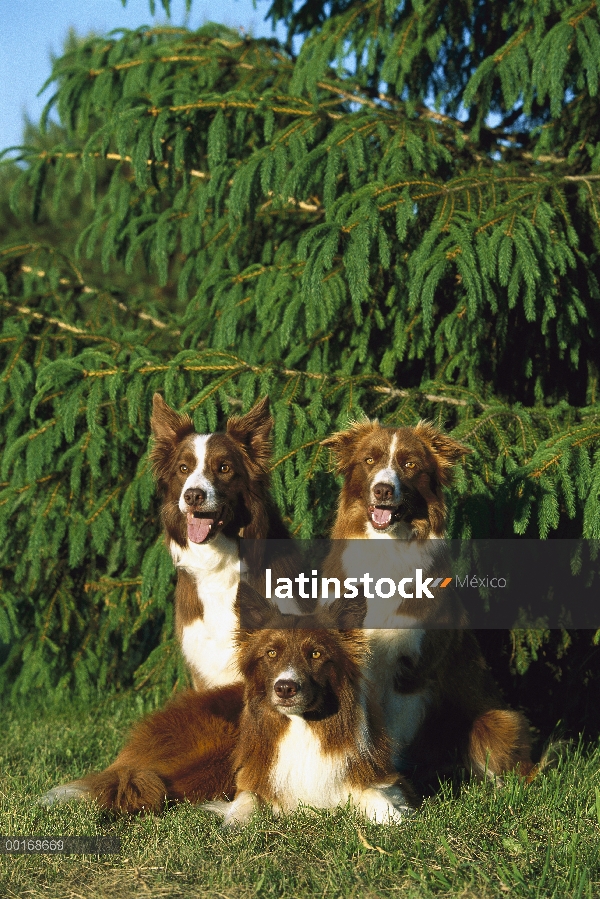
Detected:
left=239, top=539, right=600, bottom=629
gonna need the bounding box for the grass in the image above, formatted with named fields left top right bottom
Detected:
left=0, top=693, right=599, bottom=899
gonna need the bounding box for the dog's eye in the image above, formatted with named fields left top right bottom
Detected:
left=311, top=650, right=321, bottom=659
left=267, top=649, right=277, bottom=658
left=219, top=463, right=230, bottom=473
left=179, top=464, right=188, bottom=473
left=365, top=457, right=375, bottom=465
left=404, top=461, right=416, bottom=469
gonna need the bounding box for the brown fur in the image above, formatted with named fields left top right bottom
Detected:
left=322, top=419, right=470, bottom=540
left=322, top=419, right=534, bottom=783
left=77, top=685, right=242, bottom=813
left=149, top=394, right=308, bottom=690
left=150, top=394, right=290, bottom=556
left=58, top=601, right=415, bottom=817
left=222, top=597, right=415, bottom=817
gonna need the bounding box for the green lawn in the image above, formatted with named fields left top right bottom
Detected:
left=1, top=695, right=598, bottom=899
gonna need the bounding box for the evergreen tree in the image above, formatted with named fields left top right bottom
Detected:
left=1, top=0, right=599, bottom=706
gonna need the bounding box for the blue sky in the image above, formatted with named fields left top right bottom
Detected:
left=0, top=0, right=285, bottom=151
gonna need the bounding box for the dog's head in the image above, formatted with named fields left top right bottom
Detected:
left=322, top=420, right=470, bottom=539
left=150, top=394, right=274, bottom=547
left=237, top=589, right=366, bottom=718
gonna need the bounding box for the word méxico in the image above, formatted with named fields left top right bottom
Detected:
left=456, top=575, right=507, bottom=589
left=264, top=569, right=454, bottom=601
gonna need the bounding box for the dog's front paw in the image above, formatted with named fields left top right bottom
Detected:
left=357, top=783, right=414, bottom=825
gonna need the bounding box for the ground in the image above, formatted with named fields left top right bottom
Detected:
left=1, top=694, right=598, bottom=898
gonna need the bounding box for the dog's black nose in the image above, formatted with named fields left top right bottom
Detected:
left=184, top=488, right=206, bottom=507
left=373, top=482, right=394, bottom=503
left=274, top=679, right=300, bottom=699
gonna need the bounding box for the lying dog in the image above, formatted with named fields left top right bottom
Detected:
left=206, top=595, right=414, bottom=826
left=42, top=596, right=414, bottom=821
left=321, top=419, right=533, bottom=783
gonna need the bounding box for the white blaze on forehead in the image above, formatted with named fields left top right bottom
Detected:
left=370, top=432, right=401, bottom=501
left=178, top=434, right=218, bottom=511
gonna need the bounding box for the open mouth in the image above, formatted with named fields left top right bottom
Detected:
left=186, top=509, right=225, bottom=544
left=368, top=505, right=400, bottom=530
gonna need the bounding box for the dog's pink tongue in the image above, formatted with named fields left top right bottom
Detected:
left=187, top=514, right=213, bottom=544
left=371, top=507, right=392, bottom=526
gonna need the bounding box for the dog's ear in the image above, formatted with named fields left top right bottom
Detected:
left=326, top=593, right=367, bottom=630
left=226, top=397, right=273, bottom=473
left=414, top=421, right=471, bottom=485
left=238, top=582, right=278, bottom=633
left=321, top=420, right=379, bottom=474
left=150, top=393, right=194, bottom=442
left=150, top=394, right=194, bottom=482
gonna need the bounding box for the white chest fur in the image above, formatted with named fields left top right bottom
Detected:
left=265, top=715, right=411, bottom=824
left=366, top=629, right=429, bottom=768
left=341, top=537, right=437, bottom=767
left=269, top=716, right=351, bottom=812
left=170, top=535, right=241, bottom=688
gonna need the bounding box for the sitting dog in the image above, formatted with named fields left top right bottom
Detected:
left=150, top=393, right=307, bottom=690
left=321, top=419, right=533, bottom=784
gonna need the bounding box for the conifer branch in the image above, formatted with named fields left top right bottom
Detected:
left=17, top=268, right=181, bottom=335
left=77, top=355, right=486, bottom=408
left=28, top=151, right=322, bottom=212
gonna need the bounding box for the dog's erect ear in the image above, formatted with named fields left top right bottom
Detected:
left=150, top=393, right=194, bottom=442
left=326, top=593, right=367, bottom=630
left=226, top=397, right=273, bottom=473
left=414, top=421, right=471, bottom=484
left=150, top=394, right=195, bottom=483
left=321, top=420, right=379, bottom=474
left=238, top=582, right=278, bottom=633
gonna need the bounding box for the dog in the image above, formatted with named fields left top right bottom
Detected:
left=40, top=395, right=308, bottom=811
left=321, top=419, right=533, bottom=785
left=150, top=393, right=308, bottom=690
left=205, top=594, right=414, bottom=826
left=41, top=595, right=414, bottom=821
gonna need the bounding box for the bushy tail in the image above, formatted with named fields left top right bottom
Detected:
left=467, top=709, right=533, bottom=780
left=39, top=781, right=91, bottom=807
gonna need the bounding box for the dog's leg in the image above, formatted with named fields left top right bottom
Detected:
left=356, top=781, right=414, bottom=825
left=204, top=790, right=259, bottom=827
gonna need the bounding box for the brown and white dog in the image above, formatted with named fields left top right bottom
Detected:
left=41, top=598, right=415, bottom=820
left=205, top=596, right=414, bottom=826
left=321, top=419, right=533, bottom=784
left=41, top=395, right=307, bottom=811
left=150, top=393, right=307, bottom=690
